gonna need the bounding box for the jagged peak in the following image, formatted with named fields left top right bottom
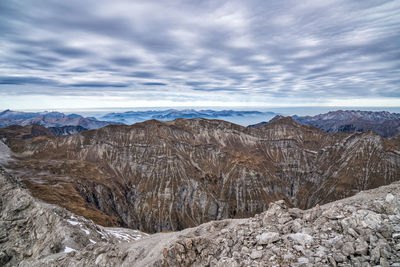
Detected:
left=263, top=115, right=303, bottom=128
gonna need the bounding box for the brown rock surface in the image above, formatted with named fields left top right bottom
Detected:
left=2, top=164, right=398, bottom=266
left=2, top=117, right=400, bottom=232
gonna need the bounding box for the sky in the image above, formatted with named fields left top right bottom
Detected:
left=0, top=0, right=400, bottom=110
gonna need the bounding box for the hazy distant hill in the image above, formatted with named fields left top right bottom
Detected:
left=0, top=109, right=120, bottom=130
left=101, top=109, right=277, bottom=125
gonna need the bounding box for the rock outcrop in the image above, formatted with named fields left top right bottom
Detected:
left=48, top=125, right=88, bottom=136
left=3, top=117, right=400, bottom=233
left=156, top=183, right=400, bottom=266
left=0, top=167, right=148, bottom=267
left=2, top=163, right=399, bottom=266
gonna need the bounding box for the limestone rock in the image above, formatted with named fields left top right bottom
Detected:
left=2, top=117, right=400, bottom=233
left=1, top=147, right=400, bottom=266
left=288, top=233, right=314, bottom=246
left=256, top=232, right=280, bottom=245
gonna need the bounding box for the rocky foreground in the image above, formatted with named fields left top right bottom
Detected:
left=1, top=166, right=399, bottom=266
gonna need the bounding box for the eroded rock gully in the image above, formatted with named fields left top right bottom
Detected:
left=1, top=165, right=399, bottom=266
left=2, top=117, right=400, bottom=233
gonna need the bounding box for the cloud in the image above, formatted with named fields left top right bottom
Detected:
left=129, top=72, right=156, bottom=78
left=141, top=82, right=167, bottom=86
left=0, top=0, right=399, bottom=108
left=69, top=82, right=130, bottom=88
left=0, top=76, right=58, bottom=85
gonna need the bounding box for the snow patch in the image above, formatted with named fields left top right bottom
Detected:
left=66, top=216, right=91, bottom=235
left=64, top=246, right=76, bottom=253
left=96, top=230, right=106, bottom=239
left=82, top=229, right=90, bottom=235
left=67, top=220, right=79, bottom=226
left=102, top=228, right=149, bottom=243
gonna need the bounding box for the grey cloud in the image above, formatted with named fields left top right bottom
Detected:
left=69, top=82, right=130, bottom=88
left=130, top=72, right=156, bottom=78
left=141, top=82, right=167, bottom=86
left=110, top=57, right=140, bottom=67
left=0, top=76, right=58, bottom=85
left=185, top=81, right=210, bottom=86
left=68, top=67, right=91, bottom=73
left=51, top=46, right=92, bottom=58
left=0, top=0, right=399, bottom=104
left=193, top=87, right=239, bottom=92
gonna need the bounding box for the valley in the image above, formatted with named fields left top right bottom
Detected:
left=1, top=116, right=399, bottom=233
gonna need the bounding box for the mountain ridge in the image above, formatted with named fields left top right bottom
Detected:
left=249, top=110, right=400, bottom=137
left=2, top=116, right=400, bottom=233
left=0, top=109, right=120, bottom=130
left=100, top=109, right=278, bottom=125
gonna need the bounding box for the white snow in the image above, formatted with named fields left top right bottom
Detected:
left=89, top=239, right=96, bottom=244
left=67, top=216, right=91, bottom=235
left=82, top=229, right=90, bottom=235
left=96, top=230, right=106, bottom=239
left=106, top=229, right=131, bottom=242
left=67, top=220, right=79, bottom=226
left=102, top=228, right=149, bottom=243
left=64, top=246, right=76, bottom=253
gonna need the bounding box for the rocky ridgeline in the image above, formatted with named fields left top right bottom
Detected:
left=1, top=165, right=399, bottom=266
left=5, top=117, right=400, bottom=233
left=158, top=186, right=400, bottom=267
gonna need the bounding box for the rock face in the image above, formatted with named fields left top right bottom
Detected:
left=0, top=167, right=148, bottom=267
left=48, top=125, right=88, bottom=136
left=3, top=117, right=400, bottom=233
left=3, top=164, right=398, bottom=266
left=157, top=183, right=400, bottom=266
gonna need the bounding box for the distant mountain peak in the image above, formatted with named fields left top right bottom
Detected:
left=248, top=115, right=300, bottom=129
left=269, top=115, right=286, bottom=122
left=292, top=110, right=400, bottom=137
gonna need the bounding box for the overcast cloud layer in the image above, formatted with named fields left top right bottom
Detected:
left=1, top=0, right=400, bottom=109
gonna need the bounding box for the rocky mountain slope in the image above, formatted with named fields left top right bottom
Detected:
left=2, top=117, right=400, bottom=234
left=48, top=125, right=88, bottom=136
left=249, top=110, right=400, bottom=137
left=0, top=109, right=119, bottom=129
left=0, top=166, right=148, bottom=267
left=1, top=164, right=399, bottom=266
left=293, top=110, right=400, bottom=137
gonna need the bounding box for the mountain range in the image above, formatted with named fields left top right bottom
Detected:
left=3, top=109, right=400, bottom=138
left=0, top=109, right=117, bottom=130
left=1, top=116, right=399, bottom=233
left=249, top=110, right=400, bottom=137
left=100, top=109, right=277, bottom=125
